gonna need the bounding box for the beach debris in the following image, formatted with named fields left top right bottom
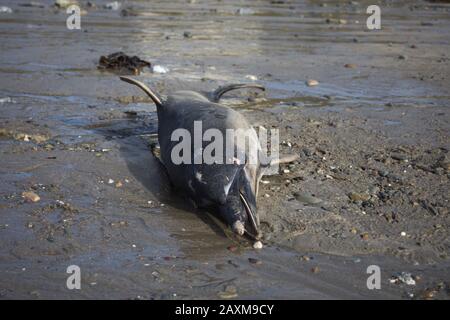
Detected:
left=1, top=129, right=44, bottom=142
left=104, top=1, right=121, bottom=10
left=311, top=266, right=320, bottom=273
left=390, top=272, right=416, bottom=286
left=253, top=241, right=263, bottom=249
left=245, top=74, right=258, bottom=81
left=22, top=191, right=41, bottom=203
left=306, top=79, right=319, bottom=87
left=98, top=52, right=151, bottom=75
left=0, top=6, right=13, bottom=13
left=183, top=31, right=192, bottom=38
left=227, top=245, right=238, bottom=252
left=344, top=63, right=357, bottom=68
left=152, top=65, right=169, bottom=74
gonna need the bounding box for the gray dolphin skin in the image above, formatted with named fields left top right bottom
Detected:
left=120, top=76, right=266, bottom=239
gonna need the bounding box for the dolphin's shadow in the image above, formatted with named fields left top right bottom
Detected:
left=89, top=115, right=228, bottom=238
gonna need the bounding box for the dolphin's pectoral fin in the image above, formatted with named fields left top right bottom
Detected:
left=210, top=83, right=265, bottom=102
left=142, top=133, right=164, bottom=164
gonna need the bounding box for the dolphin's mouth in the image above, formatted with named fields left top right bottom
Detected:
left=239, top=191, right=260, bottom=239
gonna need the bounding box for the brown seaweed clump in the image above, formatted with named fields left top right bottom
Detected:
left=98, top=52, right=151, bottom=75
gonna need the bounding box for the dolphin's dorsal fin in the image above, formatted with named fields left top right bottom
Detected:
left=211, top=83, right=265, bottom=102
left=120, top=76, right=163, bottom=108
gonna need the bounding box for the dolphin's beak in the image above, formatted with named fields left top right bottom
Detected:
left=239, top=183, right=259, bottom=239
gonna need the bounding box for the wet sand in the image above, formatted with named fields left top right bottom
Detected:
left=0, top=0, right=449, bottom=299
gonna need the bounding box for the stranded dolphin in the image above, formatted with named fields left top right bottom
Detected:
left=120, top=76, right=290, bottom=239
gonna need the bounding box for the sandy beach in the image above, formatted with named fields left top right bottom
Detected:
left=0, top=0, right=449, bottom=299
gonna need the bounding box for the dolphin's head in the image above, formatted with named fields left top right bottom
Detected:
left=219, top=166, right=260, bottom=239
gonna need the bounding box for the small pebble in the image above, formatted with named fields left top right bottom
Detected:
left=245, top=75, right=258, bottom=81
left=253, top=241, right=263, bottom=249
left=349, top=192, right=370, bottom=202
left=152, top=65, right=169, bottom=74
left=248, top=258, right=262, bottom=265
left=22, top=191, right=40, bottom=203
left=294, top=192, right=322, bottom=205
left=422, top=289, right=436, bottom=299
left=361, top=233, right=370, bottom=241
left=236, top=7, right=255, bottom=15
left=104, top=1, right=121, bottom=10
left=311, top=266, right=320, bottom=273
left=306, top=79, right=319, bottom=87
left=300, top=255, right=310, bottom=261
left=391, top=272, right=416, bottom=286
left=218, top=285, right=238, bottom=299
left=0, top=6, right=13, bottom=13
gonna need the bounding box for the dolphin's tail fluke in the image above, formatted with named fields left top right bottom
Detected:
left=211, top=83, right=265, bottom=102
left=119, top=76, right=163, bottom=108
